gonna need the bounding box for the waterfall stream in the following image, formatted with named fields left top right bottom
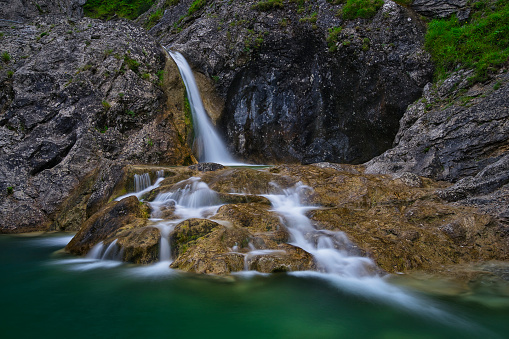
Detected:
left=166, top=49, right=242, bottom=165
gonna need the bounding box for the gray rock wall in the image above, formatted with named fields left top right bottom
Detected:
left=151, top=0, right=433, bottom=164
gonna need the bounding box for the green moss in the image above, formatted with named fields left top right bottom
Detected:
left=83, top=0, right=156, bottom=20
left=124, top=55, right=140, bottom=73
left=102, top=100, right=111, bottom=110
left=252, top=0, right=284, bottom=11
left=341, top=0, right=384, bottom=19
left=425, top=0, right=509, bottom=82
left=188, top=0, right=207, bottom=16
left=299, top=12, right=318, bottom=23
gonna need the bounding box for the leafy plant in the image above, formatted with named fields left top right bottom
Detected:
left=102, top=100, right=111, bottom=110
left=425, top=0, right=509, bottom=82
left=327, top=26, right=342, bottom=52
left=6, top=186, right=13, bottom=195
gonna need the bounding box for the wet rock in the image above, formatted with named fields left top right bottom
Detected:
left=245, top=244, right=317, bottom=273
left=188, top=162, right=225, bottom=172
left=170, top=218, right=221, bottom=257
left=114, top=226, right=160, bottom=264
left=65, top=196, right=150, bottom=256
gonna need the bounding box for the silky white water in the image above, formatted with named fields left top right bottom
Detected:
left=149, top=177, right=224, bottom=262
left=166, top=49, right=243, bottom=165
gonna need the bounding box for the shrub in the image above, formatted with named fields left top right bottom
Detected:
left=425, top=0, right=509, bottom=82
left=342, top=0, right=384, bottom=19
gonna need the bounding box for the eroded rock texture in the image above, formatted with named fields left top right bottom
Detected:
left=0, top=11, right=193, bottom=233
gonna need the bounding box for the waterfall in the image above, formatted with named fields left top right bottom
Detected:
left=166, top=49, right=241, bottom=165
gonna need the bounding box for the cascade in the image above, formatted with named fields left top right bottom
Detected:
left=166, top=49, right=241, bottom=165
left=149, top=177, right=224, bottom=262
left=115, top=171, right=165, bottom=201
left=264, top=183, right=376, bottom=277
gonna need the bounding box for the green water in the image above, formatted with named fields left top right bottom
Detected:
left=1, top=234, right=508, bottom=339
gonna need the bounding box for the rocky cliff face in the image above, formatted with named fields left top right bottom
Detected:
left=0, top=9, right=193, bottom=233
left=147, top=0, right=433, bottom=164
left=366, top=69, right=509, bottom=222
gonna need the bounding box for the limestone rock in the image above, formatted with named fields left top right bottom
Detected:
left=0, top=16, right=193, bottom=233
left=365, top=71, right=509, bottom=221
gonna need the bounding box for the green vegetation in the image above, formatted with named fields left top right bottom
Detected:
left=299, top=12, right=318, bottom=24
left=2, top=51, right=11, bottom=63
left=102, top=100, right=111, bottom=110
left=252, top=0, right=284, bottom=11
left=145, top=9, right=163, bottom=29
left=327, top=26, right=342, bottom=52
left=7, top=70, right=14, bottom=78
left=341, top=0, right=384, bottom=19
left=83, top=0, right=156, bottom=20
left=156, top=70, right=165, bottom=86
left=6, top=186, right=13, bottom=195
left=188, top=0, right=207, bottom=16
left=124, top=55, right=140, bottom=73
left=326, top=0, right=346, bottom=4
left=0, top=32, right=4, bottom=38
left=425, top=0, right=509, bottom=82
left=493, top=81, right=502, bottom=90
